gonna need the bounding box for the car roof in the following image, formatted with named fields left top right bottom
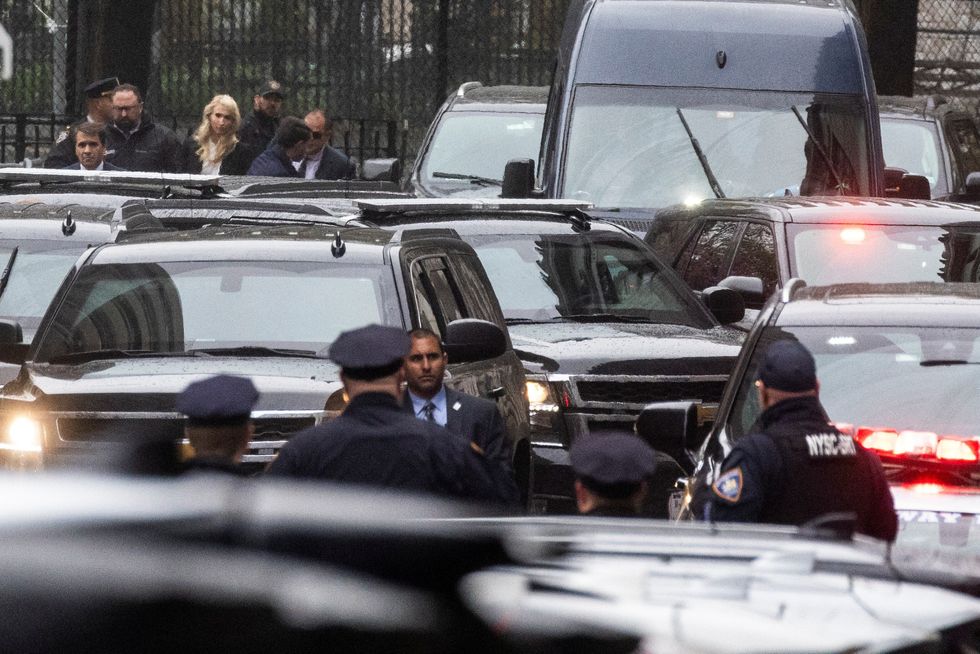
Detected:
left=658, top=196, right=980, bottom=225
left=0, top=200, right=117, bottom=242
left=777, top=282, right=980, bottom=328
left=360, top=211, right=631, bottom=237
left=449, top=84, right=548, bottom=113
left=89, top=224, right=403, bottom=265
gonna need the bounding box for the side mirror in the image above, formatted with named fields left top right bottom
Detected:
left=443, top=319, right=506, bottom=364
left=717, top=275, right=764, bottom=304
left=0, top=319, right=27, bottom=366
left=635, top=401, right=699, bottom=471
left=966, top=171, right=980, bottom=197
left=884, top=166, right=931, bottom=200
left=361, top=158, right=401, bottom=183
left=501, top=158, right=535, bottom=198
left=702, top=286, right=745, bottom=324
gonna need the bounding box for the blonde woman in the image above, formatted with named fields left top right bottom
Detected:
left=181, top=95, right=254, bottom=175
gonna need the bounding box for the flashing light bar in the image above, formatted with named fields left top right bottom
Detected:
left=837, top=423, right=980, bottom=463
left=839, top=226, right=866, bottom=244
left=354, top=198, right=593, bottom=213
left=0, top=168, right=222, bottom=187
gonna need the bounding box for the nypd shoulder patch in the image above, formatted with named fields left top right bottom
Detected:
left=712, top=467, right=743, bottom=503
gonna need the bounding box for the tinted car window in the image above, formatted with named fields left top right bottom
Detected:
left=947, top=118, right=980, bottom=179
left=682, top=220, right=739, bottom=291
left=0, top=241, right=87, bottom=330
left=789, top=224, right=980, bottom=284
left=33, top=261, right=394, bottom=361
left=729, top=222, right=778, bottom=302
left=450, top=254, right=505, bottom=327
left=880, top=118, right=945, bottom=196
left=468, top=232, right=712, bottom=327
left=728, top=326, right=980, bottom=441
left=563, top=86, right=871, bottom=208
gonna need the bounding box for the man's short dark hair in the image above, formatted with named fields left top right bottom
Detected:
left=111, top=83, right=143, bottom=102
left=408, top=328, right=444, bottom=353
left=275, top=116, right=312, bottom=148
left=73, top=121, right=106, bottom=145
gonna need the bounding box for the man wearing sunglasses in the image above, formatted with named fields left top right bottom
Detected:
left=296, top=109, right=356, bottom=180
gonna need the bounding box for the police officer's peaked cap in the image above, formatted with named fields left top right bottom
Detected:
left=328, top=324, right=410, bottom=379
left=176, top=374, right=259, bottom=426
left=84, top=77, right=120, bottom=99
left=570, top=430, right=656, bottom=497
left=257, top=79, right=286, bottom=98
left=757, top=339, right=817, bottom=392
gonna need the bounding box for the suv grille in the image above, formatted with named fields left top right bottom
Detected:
left=57, top=416, right=316, bottom=443
left=576, top=380, right=727, bottom=405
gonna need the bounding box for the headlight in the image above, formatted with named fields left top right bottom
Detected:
left=526, top=380, right=559, bottom=413
left=2, top=417, right=43, bottom=453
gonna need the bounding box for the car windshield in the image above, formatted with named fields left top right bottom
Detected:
left=562, top=86, right=871, bottom=208
left=466, top=232, right=712, bottom=327
left=419, top=112, right=544, bottom=195
left=788, top=223, right=980, bottom=285
left=880, top=118, right=945, bottom=197
left=0, top=241, right=88, bottom=332
left=32, top=260, right=394, bottom=362
left=728, top=326, right=980, bottom=441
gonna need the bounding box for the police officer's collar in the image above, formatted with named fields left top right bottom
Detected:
left=760, top=394, right=828, bottom=428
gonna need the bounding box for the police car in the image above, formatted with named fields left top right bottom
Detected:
left=638, top=280, right=980, bottom=520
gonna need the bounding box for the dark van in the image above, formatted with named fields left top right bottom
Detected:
left=509, top=0, right=926, bottom=228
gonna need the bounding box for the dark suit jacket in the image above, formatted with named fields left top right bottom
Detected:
left=180, top=136, right=256, bottom=175
left=404, top=387, right=513, bottom=469
left=308, top=145, right=356, bottom=180
left=62, top=162, right=126, bottom=171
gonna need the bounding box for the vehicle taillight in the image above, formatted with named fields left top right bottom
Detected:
left=840, top=227, right=866, bottom=244
left=852, top=424, right=979, bottom=463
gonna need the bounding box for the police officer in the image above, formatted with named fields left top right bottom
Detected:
left=570, top=430, right=657, bottom=517
left=43, top=76, right=119, bottom=168
left=706, top=340, right=897, bottom=541
left=266, top=324, right=519, bottom=506
left=176, top=374, right=259, bottom=476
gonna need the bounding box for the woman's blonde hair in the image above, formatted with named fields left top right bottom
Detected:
left=194, top=94, right=240, bottom=164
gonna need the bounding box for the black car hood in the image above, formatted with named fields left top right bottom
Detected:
left=510, top=323, right=743, bottom=376
left=6, top=357, right=343, bottom=412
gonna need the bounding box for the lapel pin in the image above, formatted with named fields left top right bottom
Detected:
left=453, top=401, right=462, bottom=411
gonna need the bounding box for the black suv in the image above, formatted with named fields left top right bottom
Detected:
left=638, top=280, right=980, bottom=520
left=879, top=95, right=980, bottom=202
left=0, top=223, right=532, bottom=498
left=408, top=82, right=547, bottom=198
left=353, top=198, right=746, bottom=514
left=645, top=197, right=980, bottom=324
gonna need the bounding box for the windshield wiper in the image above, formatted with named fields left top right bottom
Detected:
left=431, top=171, right=502, bottom=187
left=0, top=246, right=18, bottom=299
left=45, top=349, right=207, bottom=364
left=920, top=359, right=980, bottom=367
left=675, top=108, right=726, bottom=199
left=559, top=313, right=650, bottom=323
left=790, top=105, right=848, bottom=194
left=188, top=346, right=319, bottom=358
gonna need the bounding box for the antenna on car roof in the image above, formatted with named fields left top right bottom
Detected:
left=331, top=232, right=346, bottom=258
left=61, top=210, right=76, bottom=236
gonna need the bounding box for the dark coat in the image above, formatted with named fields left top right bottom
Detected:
left=184, top=456, right=249, bottom=477
left=302, top=145, right=356, bottom=180
left=247, top=144, right=301, bottom=177
left=62, top=162, right=126, bottom=171
left=180, top=135, right=255, bottom=175
left=104, top=115, right=183, bottom=172
left=266, top=392, right=517, bottom=505
left=237, top=111, right=278, bottom=164
left=43, top=119, right=84, bottom=168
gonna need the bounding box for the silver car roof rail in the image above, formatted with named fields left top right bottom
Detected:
left=781, top=278, right=807, bottom=303
left=456, top=81, right=483, bottom=97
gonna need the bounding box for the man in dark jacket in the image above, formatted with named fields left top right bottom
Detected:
left=62, top=122, right=126, bottom=172
left=105, top=84, right=182, bottom=172
left=570, top=430, right=657, bottom=517
left=44, top=76, right=119, bottom=168
left=237, top=80, right=284, bottom=162
left=706, top=340, right=898, bottom=541
left=177, top=374, right=258, bottom=476
left=246, top=116, right=311, bottom=177
left=298, top=110, right=356, bottom=180
left=266, top=324, right=517, bottom=506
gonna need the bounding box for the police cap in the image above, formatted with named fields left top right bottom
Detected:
left=757, top=339, right=817, bottom=392
left=328, top=324, right=410, bottom=380
left=570, top=430, right=657, bottom=499
left=257, top=79, right=286, bottom=99
left=176, top=374, right=259, bottom=427
left=84, top=77, right=120, bottom=99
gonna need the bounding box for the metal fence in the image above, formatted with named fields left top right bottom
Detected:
left=915, top=0, right=980, bottom=110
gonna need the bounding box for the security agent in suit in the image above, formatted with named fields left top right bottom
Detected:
left=44, top=76, right=119, bottom=168
left=570, top=430, right=657, bottom=517
left=706, top=340, right=898, bottom=541
left=266, top=325, right=518, bottom=505
left=176, top=374, right=259, bottom=476
left=402, top=328, right=515, bottom=477
left=297, top=110, right=356, bottom=180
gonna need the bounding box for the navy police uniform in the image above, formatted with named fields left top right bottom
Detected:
left=176, top=374, right=259, bottom=476
left=707, top=341, right=897, bottom=541
left=43, top=77, right=119, bottom=169
left=570, top=429, right=657, bottom=517
left=266, top=325, right=518, bottom=505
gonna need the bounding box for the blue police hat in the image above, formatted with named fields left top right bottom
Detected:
left=757, top=339, right=817, bottom=392
left=176, top=374, right=259, bottom=426
left=570, top=430, right=657, bottom=497
left=84, top=77, right=120, bottom=99
left=328, top=324, right=410, bottom=380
